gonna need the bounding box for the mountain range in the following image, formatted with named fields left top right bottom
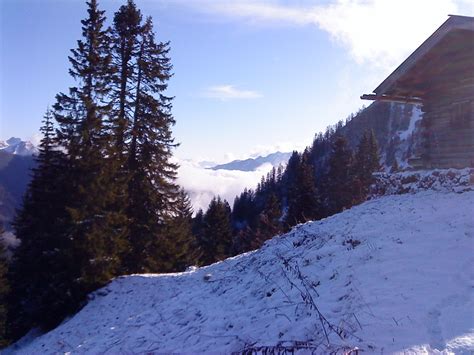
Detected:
left=209, top=152, right=292, bottom=172
left=0, top=138, right=37, bottom=230
left=0, top=137, right=38, bottom=156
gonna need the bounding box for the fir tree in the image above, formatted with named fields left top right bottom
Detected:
left=156, top=190, right=198, bottom=272
left=8, top=110, right=74, bottom=339
left=286, top=149, right=320, bottom=226
left=325, top=135, right=355, bottom=214
left=198, top=197, right=232, bottom=265
left=353, top=130, right=381, bottom=202
left=110, top=0, right=142, bottom=154
left=54, top=0, right=126, bottom=296
left=0, top=225, right=9, bottom=348
left=253, top=192, right=282, bottom=247
left=232, top=188, right=256, bottom=230
left=111, top=1, right=180, bottom=273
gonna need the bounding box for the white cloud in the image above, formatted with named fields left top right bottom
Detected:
left=314, top=0, right=459, bottom=68
left=28, top=132, right=43, bottom=146
left=180, top=0, right=466, bottom=69
left=202, top=85, right=262, bottom=100
left=248, top=141, right=305, bottom=158
left=177, top=158, right=273, bottom=212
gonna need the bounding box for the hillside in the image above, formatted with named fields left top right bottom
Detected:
left=0, top=102, right=419, bottom=228
left=338, top=102, right=422, bottom=169
left=8, top=174, right=474, bottom=354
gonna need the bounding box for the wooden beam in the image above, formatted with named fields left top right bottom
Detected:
left=360, top=94, right=423, bottom=104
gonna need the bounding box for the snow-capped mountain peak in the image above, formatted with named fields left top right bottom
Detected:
left=0, top=137, right=38, bottom=156
left=210, top=151, right=291, bottom=172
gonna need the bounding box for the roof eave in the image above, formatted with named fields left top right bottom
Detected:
left=371, top=15, right=474, bottom=96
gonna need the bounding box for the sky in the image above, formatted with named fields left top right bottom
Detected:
left=1, top=0, right=473, bottom=163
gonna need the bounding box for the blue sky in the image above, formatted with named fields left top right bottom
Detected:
left=1, top=0, right=472, bottom=162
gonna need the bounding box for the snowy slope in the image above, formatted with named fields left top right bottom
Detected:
left=7, top=189, right=474, bottom=354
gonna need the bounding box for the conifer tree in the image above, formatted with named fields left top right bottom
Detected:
left=8, top=110, right=73, bottom=338
left=286, top=149, right=320, bottom=226
left=253, top=192, right=282, bottom=248
left=198, top=197, right=232, bottom=265
left=54, top=0, right=126, bottom=295
left=110, top=0, right=142, bottom=154
left=325, top=135, right=355, bottom=214
left=232, top=188, right=256, bottom=230
left=231, top=227, right=253, bottom=256
left=110, top=2, right=180, bottom=273
left=156, top=190, right=198, bottom=272
left=0, top=225, right=9, bottom=348
left=353, top=130, right=381, bottom=202
left=283, top=151, right=301, bottom=193
left=192, top=209, right=205, bottom=237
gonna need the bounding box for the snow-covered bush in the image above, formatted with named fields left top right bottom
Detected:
left=370, top=168, right=473, bottom=197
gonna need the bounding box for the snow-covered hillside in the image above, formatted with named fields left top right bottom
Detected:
left=7, top=186, right=474, bottom=354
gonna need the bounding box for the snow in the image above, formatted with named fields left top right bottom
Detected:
left=371, top=168, right=473, bottom=197
left=0, top=138, right=38, bottom=156
left=383, top=104, right=424, bottom=170
left=5, top=179, right=474, bottom=354
left=399, top=105, right=423, bottom=142
left=0, top=230, right=20, bottom=260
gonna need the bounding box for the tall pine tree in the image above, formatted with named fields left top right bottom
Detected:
left=253, top=192, right=283, bottom=248
left=0, top=224, right=9, bottom=348
left=198, top=197, right=232, bottom=265
left=8, top=110, right=73, bottom=339
left=159, top=190, right=199, bottom=272
left=286, top=148, right=320, bottom=226
left=352, top=130, right=381, bottom=203
left=54, top=0, right=126, bottom=296
left=111, top=1, right=180, bottom=273
left=325, top=135, right=355, bottom=214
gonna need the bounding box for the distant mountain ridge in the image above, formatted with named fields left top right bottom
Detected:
left=0, top=136, right=38, bottom=230
left=0, top=137, right=38, bottom=156
left=0, top=151, right=36, bottom=230
left=210, top=152, right=292, bottom=172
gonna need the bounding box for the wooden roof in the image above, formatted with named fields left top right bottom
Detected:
left=362, top=15, right=474, bottom=103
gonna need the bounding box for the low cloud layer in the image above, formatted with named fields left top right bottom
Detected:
left=202, top=84, right=262, bottom=101
left=177, top=158, right=273, bottom=212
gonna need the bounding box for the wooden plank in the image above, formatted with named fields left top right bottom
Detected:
left=360, top=94, right=423, bottom=104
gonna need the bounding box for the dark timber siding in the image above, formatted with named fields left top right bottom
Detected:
left=421, top=63, right=474, bottom=168
left=414, top=29, right=474, bottom=169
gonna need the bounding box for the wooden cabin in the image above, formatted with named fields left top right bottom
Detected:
left=362, top=15, right=474, bottom=169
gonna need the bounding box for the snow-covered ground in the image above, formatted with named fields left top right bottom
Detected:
left=6, top=187, right=474, bottom=354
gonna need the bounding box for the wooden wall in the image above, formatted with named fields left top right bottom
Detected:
left=421, top=75, right=474, bottom=168
left=418, top=32, right=474, bottom=169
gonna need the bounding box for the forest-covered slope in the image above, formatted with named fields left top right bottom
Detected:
left=335, top=101, right=422, bottom=169
left=0, top=152, right=36, bottom=230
